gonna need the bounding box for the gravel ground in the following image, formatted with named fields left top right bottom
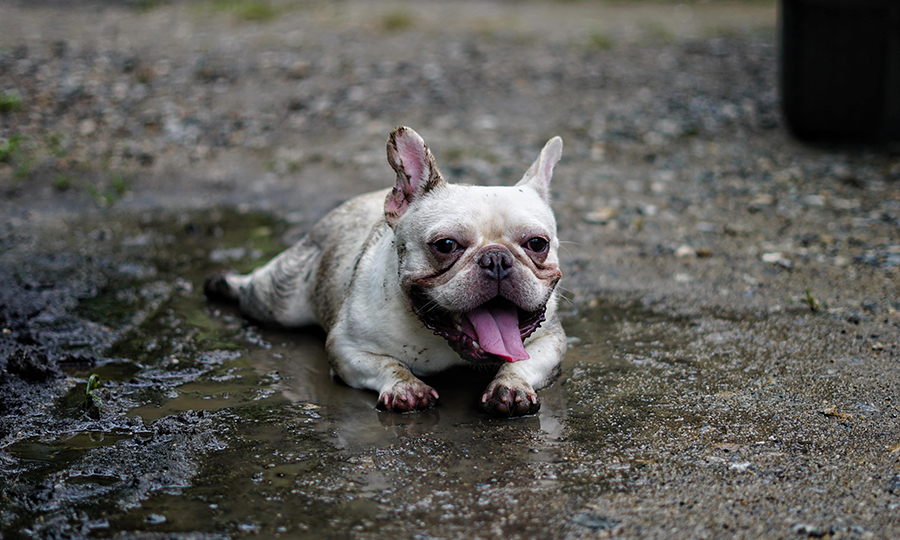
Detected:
left=1, top=1, right=900, bottom=539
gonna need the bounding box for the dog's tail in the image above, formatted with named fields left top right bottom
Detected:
left=204, top=271, right=239, bottom=302
left=203, top=235, right=321, bottom=328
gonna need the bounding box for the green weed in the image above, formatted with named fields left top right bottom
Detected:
left=133, top=0, right=164, bottom=12
left=44, top=132, right=67, bottom=158
left=14, top=158, right=34, bottom=180
left=803, top=289, right=823, bottom=312
left=85, top=174, right=131, bottom=207
left=0, top=90, right=23, bottom=113
left=212, top=0, right=277, bottom=22
left=54, top=175, right=73, bottom=192
left=382, top=10, right=415, bottom=32
left=586, top=31, right=615, bottom=50
left=85, top=374, right=103, bottom=412
left=0, top=135, right=23, bottom=162
left=110, top=173, right=131, bottom=197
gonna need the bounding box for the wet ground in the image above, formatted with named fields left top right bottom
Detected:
left=2, top=1, right=900, bottom=539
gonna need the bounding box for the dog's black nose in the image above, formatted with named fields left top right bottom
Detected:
left=479, top=248, right=513, bottom=280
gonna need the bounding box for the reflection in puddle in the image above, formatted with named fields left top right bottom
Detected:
left=251, top=324, right=568, bottom=451
left=10, top=431, right=133, bottom=473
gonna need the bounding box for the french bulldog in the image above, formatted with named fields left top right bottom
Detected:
left=204, top=126, right=566, bottom=416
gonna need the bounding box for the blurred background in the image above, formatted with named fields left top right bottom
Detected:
left=1, top=0, right=786, bottom=213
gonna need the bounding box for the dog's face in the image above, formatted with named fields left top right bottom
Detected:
left=384, top=127, right=563, bottom=364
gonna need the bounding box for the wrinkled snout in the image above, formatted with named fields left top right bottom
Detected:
left=478, top=246, right=514, bottom=281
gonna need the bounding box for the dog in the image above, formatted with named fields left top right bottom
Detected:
left=204, top=126, right=566, bottom=416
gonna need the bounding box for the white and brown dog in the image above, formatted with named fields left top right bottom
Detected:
left=205, top=126, right=566, bottom=416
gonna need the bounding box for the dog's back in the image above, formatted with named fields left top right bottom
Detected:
left=205, top=189, right=390, bottom=330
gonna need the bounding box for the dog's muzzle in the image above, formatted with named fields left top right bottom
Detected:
left=409, top=288, right=546, bottom=363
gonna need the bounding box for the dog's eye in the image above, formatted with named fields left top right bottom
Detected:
left=431, top=239, right=459, bottom=254
left=525, top=237, right=549, bottom=253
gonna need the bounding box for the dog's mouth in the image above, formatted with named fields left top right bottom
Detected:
left=410, top=289, right=546, bottom=363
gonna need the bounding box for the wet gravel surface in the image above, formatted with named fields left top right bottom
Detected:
left=1, top=1, right=899, bottom=539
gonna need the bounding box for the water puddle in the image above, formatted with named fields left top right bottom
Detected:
left=1, top=209, right=725, bottom=538
left=9, top=431, right=134, bottom=479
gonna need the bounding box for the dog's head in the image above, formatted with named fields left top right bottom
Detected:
left=385, top=126, right=563, bottom=364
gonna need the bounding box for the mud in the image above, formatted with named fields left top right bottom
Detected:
left=1, top=1, right=899, bottom=539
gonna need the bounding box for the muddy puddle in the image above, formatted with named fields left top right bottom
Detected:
left=1, top=210, right=736, bottom=538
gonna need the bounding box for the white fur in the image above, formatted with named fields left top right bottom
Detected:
left=211, top=127, right=566, bottom=415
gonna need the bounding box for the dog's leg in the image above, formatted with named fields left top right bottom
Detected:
left=480, top=315, right=566, bottom=416
left=326, top=336, right=439, bottom=412
left=204, top=235, right=321, bottom=327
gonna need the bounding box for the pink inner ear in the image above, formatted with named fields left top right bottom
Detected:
left=384, top=187, right=406, bottom=219
left=542, top=156, right=555, bottom=183
left=396, top=134, right=426, bottom=187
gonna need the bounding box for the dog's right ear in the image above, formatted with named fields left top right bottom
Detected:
left=516, top=136, right=562, bottom=204
left=385, top=126, right=446, bottom=226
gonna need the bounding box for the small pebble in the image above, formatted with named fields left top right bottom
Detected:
left=145, top=514, right=166, bottom=525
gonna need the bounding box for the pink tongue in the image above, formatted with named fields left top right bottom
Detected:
left=465, top=303, right=530, bottom=362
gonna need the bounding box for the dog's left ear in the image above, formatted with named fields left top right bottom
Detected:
left=385, top=126, right=446, bottom=226
left=517, top=136, right=563, bottom=203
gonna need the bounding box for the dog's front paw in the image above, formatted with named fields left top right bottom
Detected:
left=377, top=381, right=439, bottom=413
left=481, top=378, right=540, bottom=417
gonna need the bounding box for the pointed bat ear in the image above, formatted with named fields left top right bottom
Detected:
left=516, top=136, right=563, bottom=203
left=384, top=126, right=446, bottom=226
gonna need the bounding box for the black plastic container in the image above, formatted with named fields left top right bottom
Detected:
left=781, top=0, right=900, bottom=141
